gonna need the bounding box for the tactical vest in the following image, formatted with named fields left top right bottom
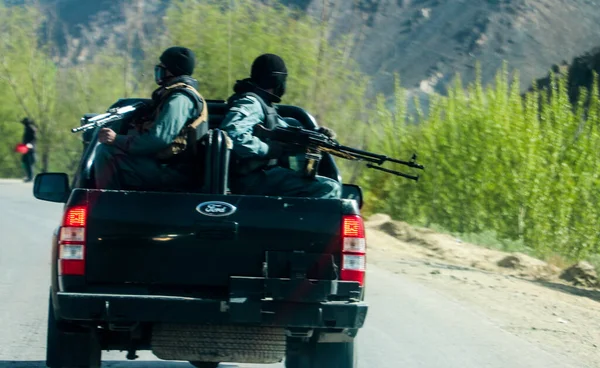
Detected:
left=143, top=82, right=209, bottom=161
left=226, top=92, right=280, bottom=175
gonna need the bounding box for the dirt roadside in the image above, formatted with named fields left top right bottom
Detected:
left=365, top=214, right=600, bottom=368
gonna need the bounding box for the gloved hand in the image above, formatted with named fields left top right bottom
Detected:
left=98, top=128, right=117, bottom=144
left=318, top=126, right=337, bottom=140
left=265, top=141, right=303, bottom=159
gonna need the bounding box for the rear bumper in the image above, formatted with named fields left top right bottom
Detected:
left=55, top=276, right=368, bottom=329
left=55, top=291, right=368, bottom=329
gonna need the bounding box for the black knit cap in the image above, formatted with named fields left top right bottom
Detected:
left=159, top=46, right=196, bottom=76
left=250, top=53, right=287, bottom=89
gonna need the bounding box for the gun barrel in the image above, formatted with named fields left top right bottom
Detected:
left=384, top=156, right=425, bottom=170
left=71, top=103, right=142, bottom=134
left=333, top=144, right=425, bottom=170
left=320, top=143, right=385, bottom=163
left=71, top=125, right=88, bottom=133
left=72, top=114, right=121, bottom=133
left=366, top=164, right=419, bottom=181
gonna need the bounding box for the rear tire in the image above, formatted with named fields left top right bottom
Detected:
left=46, top=292, right=102, bottom=368
left=189, top=362, right=220, bottom=368
left=285, top=339, right=357, bottom=368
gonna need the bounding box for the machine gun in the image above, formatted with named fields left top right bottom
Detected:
left=255, top=125, right=425, bottom=181
left=71, top=101, right=148, bottom=133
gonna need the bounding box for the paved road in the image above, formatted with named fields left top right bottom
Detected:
left=0, top=180, right=586, bottom=367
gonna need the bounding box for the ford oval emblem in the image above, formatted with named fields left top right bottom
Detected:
left=196, top=201, right=237, bottom=217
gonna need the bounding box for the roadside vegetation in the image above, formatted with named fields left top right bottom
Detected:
left=360, top=66, right=600, bottom=271
left=0, top=0, right=598, bottom=273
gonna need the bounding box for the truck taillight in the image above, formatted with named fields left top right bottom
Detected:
left=340, top=215, right=366, bottom=286
left=58, top=205, right=87, bottom=276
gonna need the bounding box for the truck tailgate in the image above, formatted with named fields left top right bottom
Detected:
left=83, top=191, right=344, bottom=289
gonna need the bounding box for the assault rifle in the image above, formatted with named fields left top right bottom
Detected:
left=71, top=102, right=148, bottom=133
left=255, top=125, right=425, bottom=181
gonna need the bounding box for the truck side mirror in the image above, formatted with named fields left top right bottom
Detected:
left=33, top=173, right=71, bottom=203
left=342, top=184, right=363, bottom=209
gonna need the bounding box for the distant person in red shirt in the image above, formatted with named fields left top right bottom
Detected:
left=20, top=117, right=37, bottom=182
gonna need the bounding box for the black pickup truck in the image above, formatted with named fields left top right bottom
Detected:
left=34, top=98, right=369, bottom=368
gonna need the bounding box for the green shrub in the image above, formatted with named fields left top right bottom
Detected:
left=360, top=63, right=600, bottom=262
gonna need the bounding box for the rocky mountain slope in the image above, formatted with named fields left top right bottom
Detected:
left=296, top=0, right=600, bottom=97
left=26, top=0, right=600, bottom=99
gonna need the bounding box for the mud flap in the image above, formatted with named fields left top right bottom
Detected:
left=46, top=293, right=101, bottom=368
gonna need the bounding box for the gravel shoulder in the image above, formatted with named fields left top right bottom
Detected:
left=365, top=214, right=600, bottom=368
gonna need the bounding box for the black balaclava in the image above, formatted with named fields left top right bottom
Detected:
left=250, top=53, right=288, bottom=102
left=155, top=46, right=196, bottom=85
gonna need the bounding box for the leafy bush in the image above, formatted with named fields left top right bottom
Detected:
left=359, top=63, right=600, bottom=262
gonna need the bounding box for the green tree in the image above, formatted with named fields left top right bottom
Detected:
left=0, top=3, right=60, bottom=175
left=163, top=0, right=370, bottom=146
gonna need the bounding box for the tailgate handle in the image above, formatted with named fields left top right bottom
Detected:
left=195, top=221, right=238, bottom=240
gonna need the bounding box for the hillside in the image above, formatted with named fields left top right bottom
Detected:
left=295, top=0, right=600, bottom=97
left=25, top=0, right=600, bottom=99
